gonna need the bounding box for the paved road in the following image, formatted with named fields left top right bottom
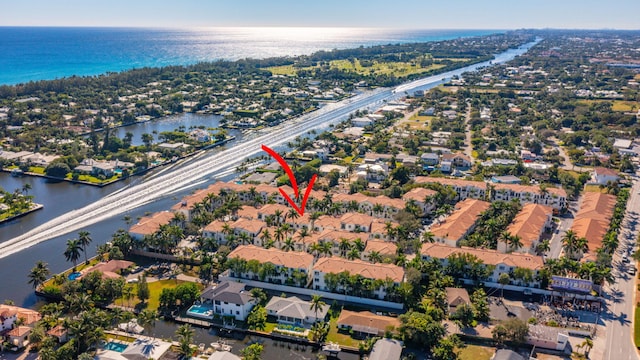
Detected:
left=547, top=213, right=575, bottom=259
left=549, top=137, right=591, bottom=173
left=463, top=102, right=473, bottom=159
left=600, top=175, right=640, bottom=360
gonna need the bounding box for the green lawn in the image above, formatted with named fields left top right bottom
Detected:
left=114, top=279, right=203, bottom=311
left=634, top=306, right=640, bottom=348
left=325, top=316, right=361, bottom=348
left=457, top=344, right=496, bottom=360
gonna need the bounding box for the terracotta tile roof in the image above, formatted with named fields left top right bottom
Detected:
left=237, top=206, right=259, bottom=219
left=576, top=192, right=616, bottom=221
left=314, top=215, right=343, bottom=230
left=333, top=193, right=405, bottom=209
left=0, top=305, right=41, bottom=325
left=171, top=183, right=221, bottom=211
left=493, top=183, right=567, bottom=198
left=430, top=199, right=490, bottom=241
left=340, top=212, right=375, bottom=228
left=313, top=257, right=405, bottom=282
left=229, top=245, right=314, bottom=269
left=204, top=220, right=228, bottom=233
left=337, top=310, right=401, bottom=335
left=257, top=203, right=291, bottom=217
left=445, top=287, right=471, bottom=307
left=421, top=243, right=544, bottom=270
left=232, top=218, right=267, bottom=234
left=594, top=167, right=619, bottom=177
left=370, top=220, right=398, bottom=235
left=7, top=326, right=30, bottom=337
left=47, top=324, right=67, bottom=338
left=317, top=229, right=366, bottom=243
left=80, top=260, right=134, bottom=280
left=128, top=211, right=175, bottom=236
left=506, top=204, right=553, bottom=249
left=364, top=240, right=398, bottom=256
left=571, top=218, right=610, bottom=251
left=570, top=192, right=617, bottom=258
left=402, top=187, right=437, bottom=203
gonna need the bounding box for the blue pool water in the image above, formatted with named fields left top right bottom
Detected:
left=187, top=304, right=213, bottom=316
left=68, top=272, right=81, bottom=281
left=104, top=341, right=128, bottom=352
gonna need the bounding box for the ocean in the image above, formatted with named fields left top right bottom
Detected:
left=0, top=27, right=501, bottom=85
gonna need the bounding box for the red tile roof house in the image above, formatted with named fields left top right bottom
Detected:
left=312, top=257, right=405, bottom=300
left=226, top=245, right=315, bottom=286
left=591, top=167, right=620, bottom=185
left=128, top=211, right=177, bottom=241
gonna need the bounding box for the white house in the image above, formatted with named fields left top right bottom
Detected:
left=265, top=296, right=329, bottom=326
left=199, top=281, right=256, bottom=321
left=592, top=167, right=620, bottom=185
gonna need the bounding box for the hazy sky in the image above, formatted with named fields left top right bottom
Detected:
left=1, top=0, right=638, bottom=29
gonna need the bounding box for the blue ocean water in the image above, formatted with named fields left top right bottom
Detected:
left=0, top=27, right=501, bottom=85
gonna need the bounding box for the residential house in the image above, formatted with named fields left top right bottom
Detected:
left=199, top=281, right=256, bottom=321
left=421, top=152, right=440, bottom=167
left=591, top=167, right=620, bottom=185
left=500, top=204, right=553, bottom=254
left=363, top=240, right=398, bottom=262
left=421, top=243, right=544, bottom=288
left=203, top=220, right=229, bottom=244
left=128, top=211, right=176, bottom=241
left=265, top=296, right=329, bottom=326
left=312, top=258, right=405, bottom=300
left=47, top=325, right=69, bottom=343
left=569, top=192, right=617, bottom=261
left=208, top=351, right=241, bottom=360
left=351, top=117, right=373, bottom=127
left=336, top=310, right=401, bottom=337
left=492, top=183, right=567, bottom=211
left=6, top=326, right=31, bottom=349
left=227, top=245, right=314, bottom=286
left=369, top=338, right=403, bottom=360
left=340, top=213, right=374, bottom=232
left=414, top=177, right=487, bottom=201
left=491, top=349, right=526, bottom=360
left=445, top=287, right=471, bottom=313
left=442, top=153, right=472, bottom=168
left=491, top=175, right=522, bottom=184
left=429, top=199, right=491, bottom=247
left=402, top=187, right=437, bottom=216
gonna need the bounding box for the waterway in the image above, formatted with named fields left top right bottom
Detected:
left=0, top=39, right=540, bottom=309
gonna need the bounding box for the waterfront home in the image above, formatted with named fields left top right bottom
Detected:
left=6, top=326, right=31, bottom=349
left=420, top=243, right=544, bottom=288
left=199, top=281, right=256, bottom=321
left=445, top=287, right=471, bottom=313
left=227, top=245, right=314, bottom=286
left=430, top=199, right=491, bottom=247
left=79, top=260, right=134, bottom=280
left=369, top=338, right=403, bottom=360
left=128, top=211, right=176, bottom=241
left=265, top=296, right=329, bottom=326
left=336, top=310, right=400, bottom=337
left=500, top=204, right=553, bottom=254
left=208, top=351, right=241, bottom=360
left=569, top=192, right=617, bottom=261
left=0, top=305, right=41, bottom=333
left=312, top=258, right=405, bottom=300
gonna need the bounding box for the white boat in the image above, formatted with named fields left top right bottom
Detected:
left=322, top=342, right=341, bottom=354
left=211, top=340, right=232, bottom=352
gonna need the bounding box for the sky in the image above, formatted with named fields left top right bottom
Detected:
left=1, top=0, right=639, bottom=29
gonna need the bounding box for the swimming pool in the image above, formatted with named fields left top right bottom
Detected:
left=104, top=341, right=128, bottom=352
left=68, top=272, right=82, bottom=281
left=187, top=304, right=213, bottom=318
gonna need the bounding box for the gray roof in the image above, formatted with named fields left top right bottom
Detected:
left=265, top=296, right=329, bottom=320
left=208, top=351, right=241, bottom=360
left=492, top=349, right=526, bottom=360
left=201, top=281, right=254, bottom=305
left=369, top=338, right=403, bottom=360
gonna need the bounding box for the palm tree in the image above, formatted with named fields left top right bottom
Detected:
left=422, top=231, right=435, bottom=243
left=536, top=239, right=551, bottom=256
left=562, top=230, right=580, bottom=258
left=138, top=309, right=158, bottom=336
left=176, top=324, right=195, bottom=358
left=78, top=231, right=92, bottom=265
left=309, top=294, right=326, bottom=324
left=352, top=238, right=366, bottom=252
left=64, top=239, right=82, bottom=269
left=28, top=261, right=50, bottom=289
left=369, top=251, right=382, bottom=264
left=338, top=238, right=351, bottom=257
left=508, top=234, right=523, bottom=252
left=281, top=237, right=295, bottom=252
left=287, top=208, right=299, bottom=222
left=347, top=248, right=361, bottom=260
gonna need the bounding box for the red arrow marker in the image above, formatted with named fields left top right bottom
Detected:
left=262, top=144, right=317, bottom=216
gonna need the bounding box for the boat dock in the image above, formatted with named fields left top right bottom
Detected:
left=174, top=316, right=212, bottom=328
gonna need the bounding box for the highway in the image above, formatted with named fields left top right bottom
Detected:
left=0, top=39, right=539, bottom=259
